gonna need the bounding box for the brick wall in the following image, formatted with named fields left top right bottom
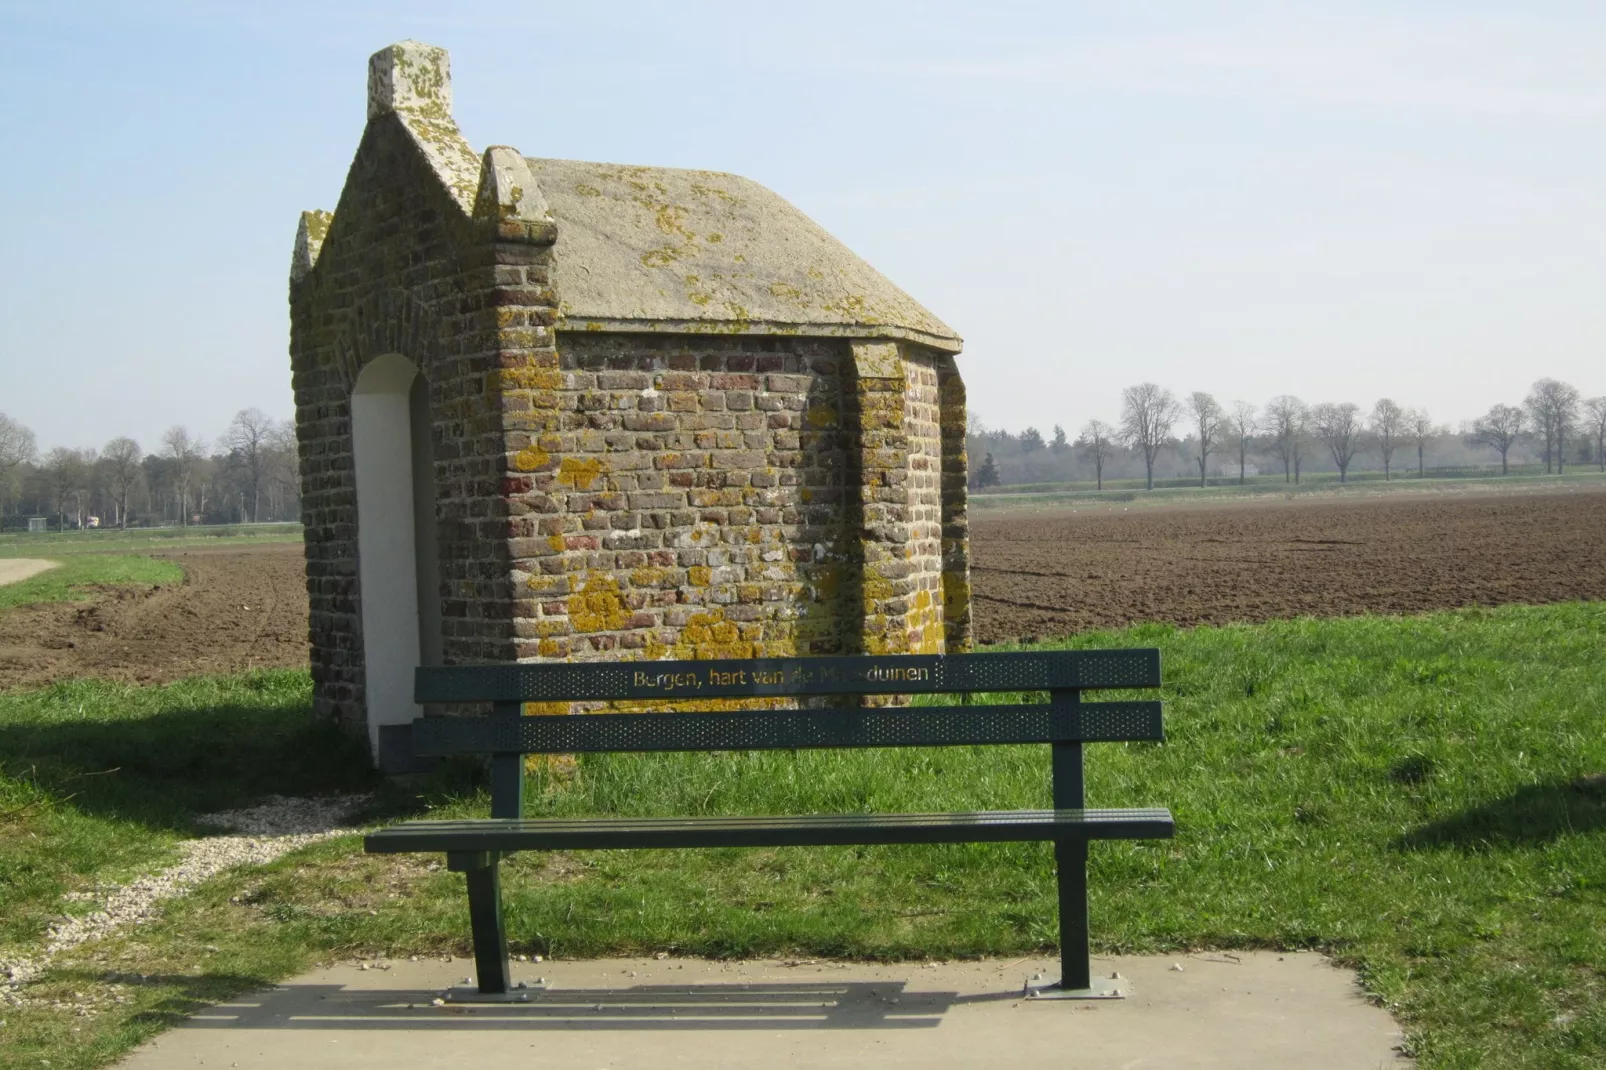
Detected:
left=501, top=334, right=859, bottom=664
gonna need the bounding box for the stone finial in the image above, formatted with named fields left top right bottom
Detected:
left=363, top=41, right=480, bottom=215
left=368, top=40, right=452, bottom=120
left=291, top=209, right=334, bottom=283
left=474, top=147, right=556, bottom=242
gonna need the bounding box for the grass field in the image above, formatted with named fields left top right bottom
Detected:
left=0, top=555, right=183, bottom=613
left=1, top=604, right=1603, bottom=1068
left=0, top=523, right=301, bottom=558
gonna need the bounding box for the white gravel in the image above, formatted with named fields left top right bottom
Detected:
left=0, top=794, right=370, bottom=1004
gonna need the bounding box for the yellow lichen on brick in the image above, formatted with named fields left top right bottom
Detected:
left=676, top=608, right=756, bottom=659
left=511, top=445, right=550, bottom=472
left=568, top=573, right=630, bottom=632
left=908, top=589, right=944, bottom=654
left=491, top=367, right=563, bottom=392
left=556, top=457, right=607, bottom=489
left=687, top=565, right=711, bottom=587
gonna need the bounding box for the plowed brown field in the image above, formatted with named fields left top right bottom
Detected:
left=970, top=485, right=1606, bottom=644
left=1, top=486, right=1602, bottom=688
left=0, top=542, right=310, bottom=691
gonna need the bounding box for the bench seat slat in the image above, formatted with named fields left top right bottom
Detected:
left=416, top=649, right=1160, bottom=704
left=412, top=701, right=1163, bottom=755
left=364, top=808, right=1175, bottom=853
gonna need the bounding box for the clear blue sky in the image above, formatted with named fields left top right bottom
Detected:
left=3, top=1, right=1603, bottom=452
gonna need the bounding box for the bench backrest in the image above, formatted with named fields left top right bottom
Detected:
left=412, top=650, right=1162, bottom=756
left=411, top=651, right=1163, bottom=819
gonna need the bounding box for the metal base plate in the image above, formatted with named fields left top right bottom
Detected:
left=1026, top=975, right=1128, bottom=1000
left=442, top=980, right=546, bottom=1004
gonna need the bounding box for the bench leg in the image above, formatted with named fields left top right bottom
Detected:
left=1038, top=725, right=1124, bottom=999
left=1055, top=838, right=1091, bottom=990
left=1032, top=838, right=1124, bottom=1000
left=447, top=851, right=511, bottom=997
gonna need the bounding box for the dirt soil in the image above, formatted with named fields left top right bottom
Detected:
left=0, top=486, right=1603, bottom=689
left=0, top=542, right=311, bottom=691
left=970, top=485, right=1606, bottom=644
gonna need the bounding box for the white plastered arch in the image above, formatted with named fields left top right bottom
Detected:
left=351, top=353, right=441, bottom=764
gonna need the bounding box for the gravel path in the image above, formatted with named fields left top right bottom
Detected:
left=0, top=794, right=370, bottom=1004
left=0, top=558, right=57, bottom=587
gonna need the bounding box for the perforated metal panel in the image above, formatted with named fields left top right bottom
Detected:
left=365, top=807, right=1177, bottom=853
left=412, top=701, right=1162, bottom=755
left=414, top=649, right=1161, bottom=704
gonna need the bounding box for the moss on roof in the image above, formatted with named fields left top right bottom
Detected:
left=527, top=158, right=960, bottom=351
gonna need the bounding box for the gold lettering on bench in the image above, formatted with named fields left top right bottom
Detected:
left=630, top=660, right=931, bottom=693
left=631, top=671, right=705, bottom=693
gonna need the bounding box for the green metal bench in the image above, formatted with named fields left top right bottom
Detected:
left=364, top=650, right=1173, bottom=1001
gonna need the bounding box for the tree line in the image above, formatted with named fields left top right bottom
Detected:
left=0, top=409, right=299, bottom=530
left=971, top=378, right=1606, bottom=491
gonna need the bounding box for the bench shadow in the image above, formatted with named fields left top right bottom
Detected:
left=1395, top=775, right=1606, bottom=851
left=166, top=978, right=1023, bottom=1032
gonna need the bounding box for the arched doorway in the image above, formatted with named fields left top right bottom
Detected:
left=351, top=353, right=441, bottom=769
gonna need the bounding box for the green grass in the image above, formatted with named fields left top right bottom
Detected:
left=0, top=555, right=183, bottom=612
left=0, top=672, right=375, bottom=951
left=1, top=604, right=1604, bottom=1067
left=0, top=523, right=301, bottom=558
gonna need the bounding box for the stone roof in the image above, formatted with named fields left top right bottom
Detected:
left=527, top=157, right=961, bottom=352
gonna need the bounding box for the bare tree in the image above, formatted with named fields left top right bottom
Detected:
left=1185, top=391, right=1224, bottom=488
left=1076, top=419, right=1117, bottom=491
left=42, top=447, right=89, bottom=531
left=1227, top=400, right=1257, bottom=485
left=1264, top=395, right=1308, bottom=483
left=1468, top=403, right=1526, bottom=475
left=1369, top=398, right=1405, bottom=481
left=1524, top=378, right=1582, bottom=474
left=1585, top=397, right=1606, bottom=473
left=161, top=426, right=205, bottom=527
left=223, top=408, right=276, bottom=522
left=0, top=413, right=36, bottom=473
left=1310, top=402, right=1363, bottom=483
left=1406, top=408, right=1434, bottom=477
left=101, top=436, right=142, bottom=528
left=0, top=414, right=36, bottom=520
left=265, top=421, right=301, bottom=519
left=1119, top=383, right=1181, bottom=491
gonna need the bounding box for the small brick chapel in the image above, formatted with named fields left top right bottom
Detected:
left=288, top=42, right=971, bottom=768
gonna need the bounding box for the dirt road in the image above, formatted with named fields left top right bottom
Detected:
left=0, top=559, right=58, bottom=587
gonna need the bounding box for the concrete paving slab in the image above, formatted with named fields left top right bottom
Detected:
left=0, top=558, right=56, bottom=587
left=115, top=952, right=1410, bottom=1068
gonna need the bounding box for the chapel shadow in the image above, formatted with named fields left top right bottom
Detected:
left=1395, top=775, right=1606, bottom=851
left=0, top=699, right=401, bottom=834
